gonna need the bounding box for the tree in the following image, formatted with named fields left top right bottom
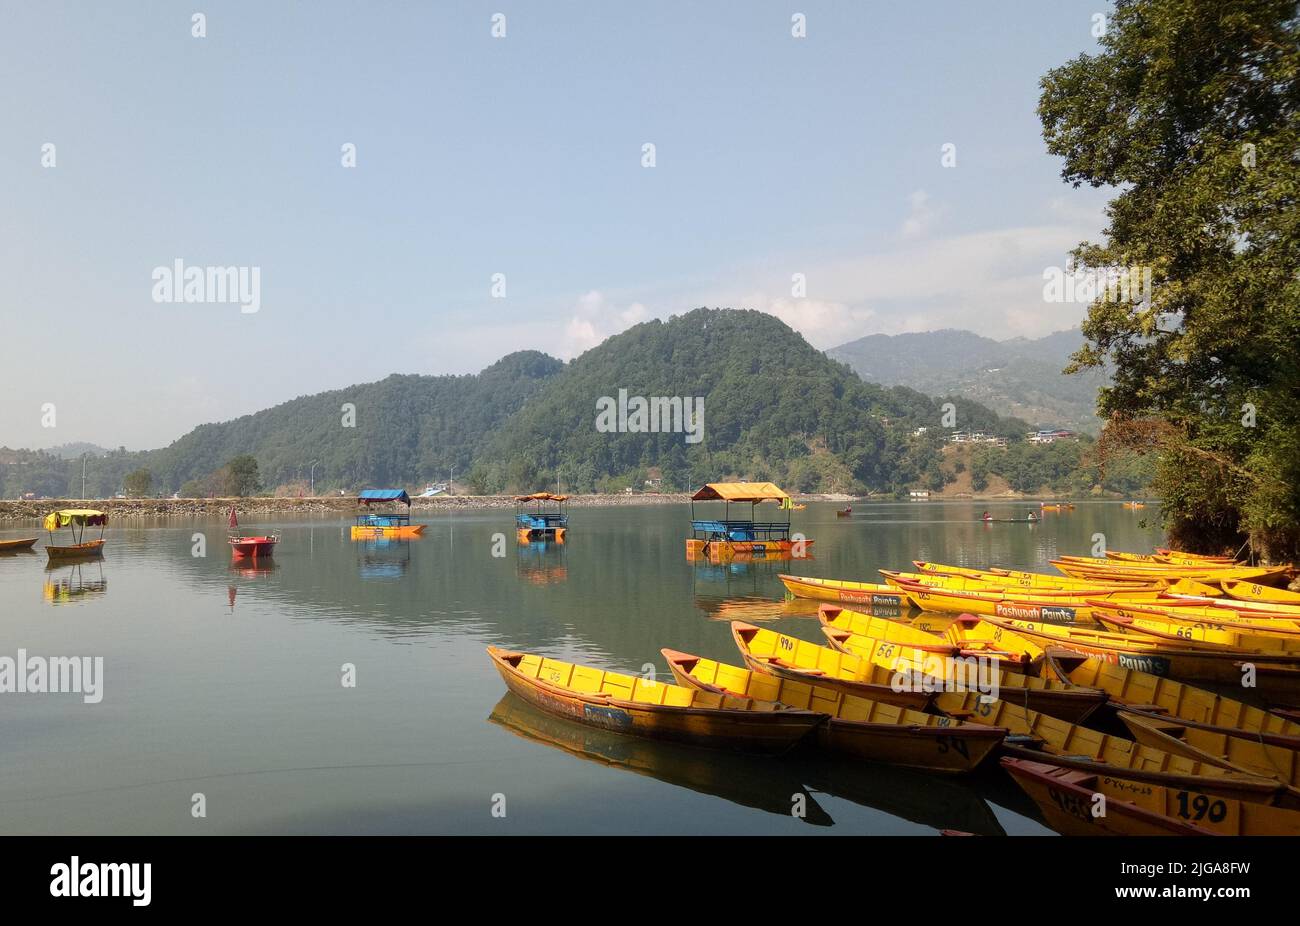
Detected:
left=1039, top=0, right=1300, bottom=559
left=224, top=455, right=262, bottom=497
left=123, top=468, right=153, bottom=497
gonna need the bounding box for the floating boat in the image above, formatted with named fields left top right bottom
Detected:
left=686, top=482, right=813, bottom=559
left=890, top=565, right=1159, bottom=594
left=1003, top=757, right=1300, bottom=835
left=486, top=646, right=821, bottom=754
left=1119, top=711, right=1300, bottom=789
left=1122, top=501, right=1147, bottom=509
left=515, top=492, right=568, bottom=543
left=934, top=689, right=1298, bottom=807
left=351, top=489, right=425, bottom=539
left=896, top=582, right=1129, bottom=625
left=777, top=574, right=910, bottom=608
left=729, top=621, right=936, bottom=710
left=816, top=604, right=994, bottom=656
left=0, top=537, right=38, bottom=552
left=835, top=507, right=853, bottom=518
left=1051, top=558, right=1290, bottom=585
left=970, top=613, right=1300, bottom=706
left=1090, top=602, right=1300, bottom=644
left=814, top=614, right=1105, bottom=722
left=42, top=509, right=107, bottom=560
left=1223, top=580, right=1300, bottom=606
left=1091, top=607, right=1300, bottom=652
left=663, top=649, right=1006, bottom=773
left=226, top=506, right=279, bottom=559
left=980, top=510, right=1038, bottom=523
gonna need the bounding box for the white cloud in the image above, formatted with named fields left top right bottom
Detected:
left=900, top=190, right=938, bottom=240
left=560, top=290, right=648, bottom=359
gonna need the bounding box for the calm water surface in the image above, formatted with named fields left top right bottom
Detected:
left=0, top=501, right=1163, bottom=835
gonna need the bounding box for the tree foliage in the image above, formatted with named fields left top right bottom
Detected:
left=1039, top=0, right=1300, bottom=558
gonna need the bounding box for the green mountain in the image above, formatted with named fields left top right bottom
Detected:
left=3, top=309, right=1080, bottom=498
left=827, top=328, right=1107, bottom=432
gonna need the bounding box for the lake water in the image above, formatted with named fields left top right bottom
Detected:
left=0, top=500, right=1163, bottom=835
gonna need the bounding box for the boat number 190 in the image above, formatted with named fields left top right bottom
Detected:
left=1174, top=791, right=1227, bottom=824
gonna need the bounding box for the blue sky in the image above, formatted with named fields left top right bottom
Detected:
left=1, top=1, right=1113, bottom=449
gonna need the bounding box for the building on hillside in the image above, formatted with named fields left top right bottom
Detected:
left=1027, top=429, right=1078, bottom=444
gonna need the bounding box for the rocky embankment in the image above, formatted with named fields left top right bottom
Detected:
left=0, top=494, right=696, bottom=524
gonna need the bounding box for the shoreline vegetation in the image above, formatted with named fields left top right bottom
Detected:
left=0, top=491, right=1146, bottom=524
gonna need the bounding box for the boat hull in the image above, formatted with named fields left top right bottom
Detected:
left=230, top=537, right=278, bottom=558
left=488, top=647, right=820, bottom=754
left=350, top=524, right=426, bottom=540
left=778, top=574, right=909, bottom=608
left=45, top=540, right=105, bottom=560
left=0, top=537, right=38, bottom=552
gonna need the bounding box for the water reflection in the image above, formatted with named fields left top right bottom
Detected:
left=43, top=560, right=108, bottom=605
left=488, top=693, right=834, bottom=827
left=357, top=538, right=412, bottom=580
left=516, top=541, right=567, bottom=585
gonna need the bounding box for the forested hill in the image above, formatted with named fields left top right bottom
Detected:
left=828, top=327, right=1108, bottom=433
left=4, top=309, right=1056, bottom=497
left=472, top=308, right=1027, bottom=493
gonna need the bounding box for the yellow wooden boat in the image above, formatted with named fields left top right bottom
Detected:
left=663, top=649, right=1006, bottom=773
left=1223, top=580, right=1300, bottom=606
left=1090, top=601, right=1300, bottom=643
left=815, top=604, right=1025, bottom=661
left=1003, top=757, right=1300, bottom=835
left=1052, top=558, right=1289, bottom=584
left=727, top=621, right=935, bottom=710
left=737, top=620, right=1102, bottom=722
left=1036, top=644, right=1300, bottom=740
left=777, top=574, right=910, bottom=609
left=1092, top=608, right=1300, bottom=653
left=486, top=646, right=822, bottom=753
left=966, top=614, right=1300, bottom=705
left=1163, top=592, right=1300, bottom=617
left=897, top=582, right=1128, bottom=625
left=906, top=562, right=1156, bottom=591
left=1119, top=711, right=1300, bottom=788
left=934, top=689, right=1297, bottom=806
left=881, top=568, right=1160, bottom=597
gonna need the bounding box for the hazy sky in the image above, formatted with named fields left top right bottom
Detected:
left=1, top=1, right=1112, bottom=450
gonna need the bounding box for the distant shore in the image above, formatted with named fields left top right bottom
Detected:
left=0, top=492, right=1140, bottom=524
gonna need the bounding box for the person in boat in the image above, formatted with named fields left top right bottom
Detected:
left=982, top=511, right=992, bottom=521
left=1027, top=511, right=1038, bottom=522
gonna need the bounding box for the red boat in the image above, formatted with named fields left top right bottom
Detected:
left=227, top=507, right=279, bottom=559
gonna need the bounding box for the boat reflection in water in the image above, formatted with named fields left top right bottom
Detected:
left=226, top=559, right=277, bottom=611
left=488, top=693, right=832, bottom=826
left=357, top=538, right=412, bottom=580
left=516, top=541, right=567, bottom=586
left=43, top=560, right=108, bottom=605
left=691, top=554, right=821, bottom=621
left=694, top=594, right=818, bottom=623
left=488, top=693, right=1007, bottom=834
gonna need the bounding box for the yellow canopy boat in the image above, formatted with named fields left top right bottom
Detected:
left=42, top=509, right=107, bottom=560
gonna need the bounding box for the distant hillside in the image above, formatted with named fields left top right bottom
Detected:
left=827, top=328, right=1107, bottom=432
left=3, top=309, right=1107, bottom=498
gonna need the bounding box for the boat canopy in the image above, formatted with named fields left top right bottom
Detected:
left=515, top=493, right=568, bottom=503
left=43, top=509, right=107, bottom=531
left=691, top=482, right=790, bottom=504
left=358, top=489, right=411, bottom=506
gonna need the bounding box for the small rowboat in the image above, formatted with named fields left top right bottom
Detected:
left=42, top=509, right=107, bottom=560
left=934, top=690, right=1299, bottom=807
left=778, top=574, right=910, bottom=609
left=971, top=613, right=1300, bottom=706
left=486, top=646, right=821, bottom=754
left=663, top=649, right=1006, bottom=774
left=0, top=537, right=38, bottom=552
left=882, top=569, right=1156, bottom=598
left=897, top=582, right=1120, bottom=625
left=729, top=621, right=936, bottom=710
left=814, top=614, right=1106, bottom=723
left=1003, top=758, right=1300, bottom=836
left=1222, top=580, right=1300, bottom=607
left=1119, top=711, right=1300, bottom=788
left=835, top=507, right=853, bottom=518
left=1091, top=603, right=1300, bottom=646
